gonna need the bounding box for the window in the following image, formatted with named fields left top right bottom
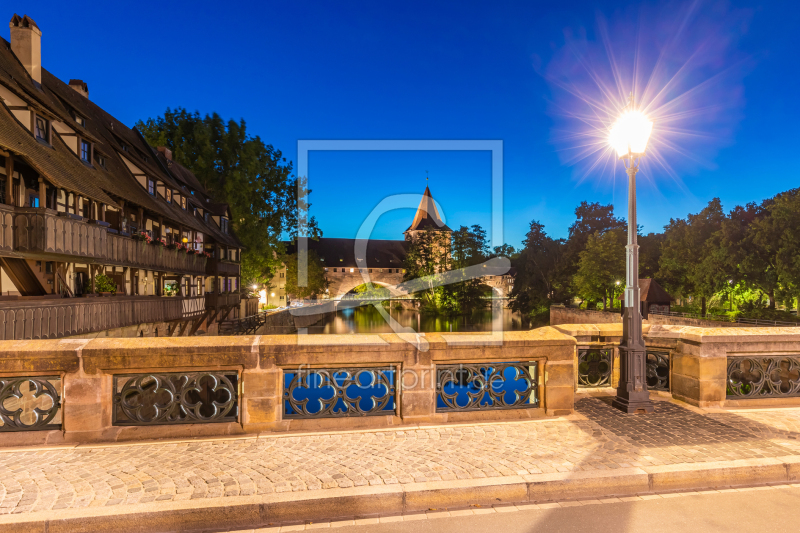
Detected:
left=147, top=179, right=155, bottom=195
left=165, top=189, right=172, bottom=203
left=75, top=115, right=85, bottom=127
left=279, top=272, right=284, bottom=278
left=181, top=196, right=187, bottom=210
left=368, top=269, right=372, bottom=273
left=29, top=194, right=39, bottom=208
left=35, top=115, right=49, bottom=142
left=350, top=268, right=354, bottom=273
left=80, top=139, right=92, bottom=162
left=95, top=153, right=106, bottom=168
left=204, top=212, right=209, bottom=223
left=121, top=144, right=128, bottom=152
left=221, top=218, right=229, bottom=234
left=333, top=268, right=337, bottom=273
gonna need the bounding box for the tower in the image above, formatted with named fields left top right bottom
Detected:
left=404, top=185, right=452, bottom=241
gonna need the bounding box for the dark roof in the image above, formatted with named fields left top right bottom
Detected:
left=285, top=238, right=409, bottom=268
left=0, top=35, right=241, bottom=248
left=617, top=279, right=673, bottom=303
left=641, top=279, right=673, bottom=303
left=405, top=186, right=452, bottom=233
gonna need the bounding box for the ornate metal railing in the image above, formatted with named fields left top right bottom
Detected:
left=0, top=376, right=61, bottom=431
left=577, top=349, right=613, bottom=387
left=727, top=356, right=800, bottom=398
left=646, top=351, right=670, bottom=391
left=112, top=372, right=239, bottom=425
left=436, top=362, right=538, bottom=412
left=283, top=367, right=396, bottom=418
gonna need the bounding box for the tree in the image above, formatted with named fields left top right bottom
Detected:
left=282, top=251, right=327, bottom=299
left=638, top=232, right=664, bottom=279
left=509, top=221, right=569, bottom=315
left=136, top=108, right=320, bottom=288
left=658, top=198, right=730, bottom=316
left=573, top=229, right=626, bottom=309
left=402, top=229, right=453, bottom=310
left=490, top=244, right=516, bottom=259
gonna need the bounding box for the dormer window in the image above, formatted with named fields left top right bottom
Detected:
left=204, top=212, right=209, bottom=223
left=165, top=189, right=172, bottom=203
left=221, top=218, right=229, bottom=234
left=180, top=196, right=187, bottom=210
left=147, top=179, right=155, bottom=196
left=80, top=139, right=92, bottom=162
left=95, top=153, right=106, bottom=168
left=35, top=115, right=50, bottom=143
left=121, top=143, right=128, bottom=152
left=75, top=115, right=85, bottom=127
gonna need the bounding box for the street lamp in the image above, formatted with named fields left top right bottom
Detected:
left=608, top=97, right=654, bottom=414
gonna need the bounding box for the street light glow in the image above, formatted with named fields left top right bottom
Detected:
left=609, top=109, right=653, bottom=157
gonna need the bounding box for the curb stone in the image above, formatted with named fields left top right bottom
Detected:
left=1, top=457, right=799, bottom=533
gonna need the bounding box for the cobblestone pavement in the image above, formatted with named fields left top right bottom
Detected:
left=1, top=397, right=799, bottom=516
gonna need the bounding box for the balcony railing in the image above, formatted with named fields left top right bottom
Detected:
left=11, top=207, right=206, bottom=275
left=205, top=292, right=241, bottom=309
left=206, top=258, right=240, bottom=276
left=0, top=295, right=205, bottom=340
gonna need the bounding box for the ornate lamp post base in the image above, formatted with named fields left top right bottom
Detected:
left=612, top=303, right=654, bottom=414
left=612, top=347, right=654, bottom=414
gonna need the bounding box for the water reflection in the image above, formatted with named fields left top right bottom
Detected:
left=308, top=305, right=538, bottom=334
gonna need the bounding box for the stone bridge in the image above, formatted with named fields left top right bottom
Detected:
left=325, top=270, right=406, bottom=299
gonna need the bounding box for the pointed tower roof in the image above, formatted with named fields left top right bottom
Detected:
left=405, top=186, right=452, bottom=233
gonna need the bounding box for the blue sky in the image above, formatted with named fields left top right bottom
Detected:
left=7, top=0, right=799, bottom=248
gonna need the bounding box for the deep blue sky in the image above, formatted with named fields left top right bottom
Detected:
left=7, top=1, right=799, bottom=248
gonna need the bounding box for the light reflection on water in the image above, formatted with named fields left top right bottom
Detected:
left=308, top=305, right=538, bottom=334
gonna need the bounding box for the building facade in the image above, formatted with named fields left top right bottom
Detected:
left=0, top=14, right=244, bottom=339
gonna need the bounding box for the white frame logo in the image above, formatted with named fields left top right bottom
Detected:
left=291, top=140, right=507, bottom=350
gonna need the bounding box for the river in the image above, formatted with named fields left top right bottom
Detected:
left=305, top=304, right=539, bottom=334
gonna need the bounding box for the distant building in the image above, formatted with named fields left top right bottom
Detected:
left=269, top=185, right=514, bottom=302
left=0, top=14, right=244, bottom=338
left=617, top=279, right=673, bottom=318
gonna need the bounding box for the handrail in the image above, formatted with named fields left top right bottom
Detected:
left=649, top=310, right=800, bottom=327
left=55, top=271, right=74, bottom=298
left=218, top=311, right=268, bottom=335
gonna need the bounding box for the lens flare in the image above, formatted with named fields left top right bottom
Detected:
left=539, top=1, right=751, bottom=190
left=608, top=109, right=653, bottom=157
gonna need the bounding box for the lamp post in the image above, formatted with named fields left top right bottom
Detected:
left=608, top=96, right=655, bottom=414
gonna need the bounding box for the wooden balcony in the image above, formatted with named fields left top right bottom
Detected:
left=10, top=207, right=206, bottom=275
left=205, top=292, right=241, bottom=310
left=106, top=234, right=206, bottom=274
left=205, top=258, right=240, bottom=277
left=0, top=295, right=205, bottom=340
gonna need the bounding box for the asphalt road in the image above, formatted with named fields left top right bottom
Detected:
left=344, top=487, right=800, bottom=533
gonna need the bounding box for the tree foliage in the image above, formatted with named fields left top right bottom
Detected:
left=136, top=108, right=320, bottom=287
left=282, top=251, right=327, bottom=300
left=573, top=228, right=625, bottom=309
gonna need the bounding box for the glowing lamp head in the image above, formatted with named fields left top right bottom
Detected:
left=609, top=109, right=653, bottom=157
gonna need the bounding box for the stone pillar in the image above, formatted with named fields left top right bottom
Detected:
left=100, top=204, right=106, bottom=222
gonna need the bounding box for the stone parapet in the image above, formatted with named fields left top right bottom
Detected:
left=0, top=327, right=576, bottom=447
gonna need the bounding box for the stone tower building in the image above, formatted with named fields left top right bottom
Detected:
left=403, top=186, right=452, bottom=241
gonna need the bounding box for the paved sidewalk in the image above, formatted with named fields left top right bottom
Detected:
left=2, top=395, right=800, bottom=519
